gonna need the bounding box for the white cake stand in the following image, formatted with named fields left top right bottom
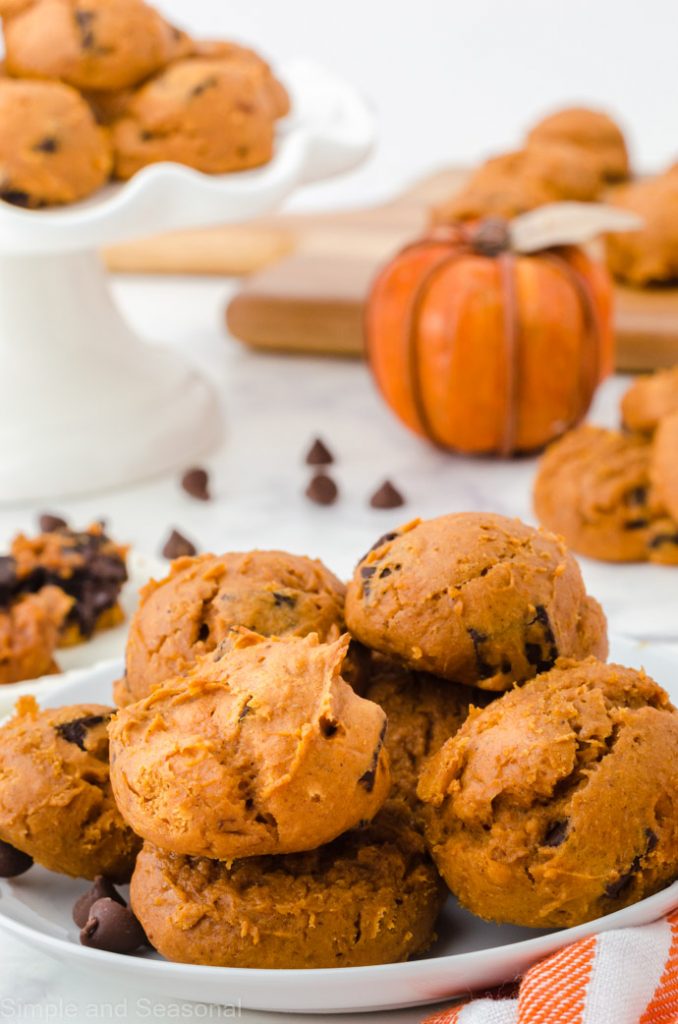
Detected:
left=0, top=60, right=374, bottom=502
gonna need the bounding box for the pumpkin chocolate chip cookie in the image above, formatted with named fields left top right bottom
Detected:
left=130, top=803, right=445, bottom=969
left=110, top=632, right=390, bottom=859
left=116, top=549, right=345, bottom=705
left=534, top=425, right=678, bottom=564
left=4, top=0, right=188, bottom=91
left=526, top=106, right=630, bottom=182
left=0, top=697, right=140, bottom=880
left=345, top=512, right=607, bottom=692
left=418, top=658, right=678, bottom=928
left=0, top=78, right=111, bottom=207
left=111, top=56, right=277, bottom=180
left=0, top=586, right=71, bottom=684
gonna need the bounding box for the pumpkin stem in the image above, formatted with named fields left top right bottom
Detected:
left=469, top=218, right=512, bottom=257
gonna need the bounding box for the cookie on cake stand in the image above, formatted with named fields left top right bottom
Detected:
left=0, top=60, right=374, bottom=501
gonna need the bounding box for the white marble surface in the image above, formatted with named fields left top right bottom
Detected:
left=0, top=272, right=676, bottom=1022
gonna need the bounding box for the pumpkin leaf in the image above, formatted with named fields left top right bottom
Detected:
left=510, top=202, right=644, bottom=254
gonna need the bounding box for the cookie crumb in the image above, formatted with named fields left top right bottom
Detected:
left=162, top=529, right=197, bottom=559
left=305, top=438, right=334, bottom=466
left=305, top=473, right=338, bottom=506
left=370, top=481, right=405, bottom=509
left=181, top=467, right=210, bottom=501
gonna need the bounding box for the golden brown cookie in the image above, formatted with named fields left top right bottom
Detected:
left=345, top=513, right=607, bottom=692
left=116, top=549, right=345, bottom=706
left=0, top=78, right=111, bottom=207
left=0, top=587, right=71, bottom=684
left=8, top=522, right=127, bottom=646
left=0, top=697, right=140, bottom=880
left=435, top=143, right=604, bottom=223
left=110, top=632, right=390, bottom=859
left=621, top=367, right=678, bottom=433
left=534, top=425, right=678, bottom=564
left=605, top=175, right=678, bottom=285
left=4, top=0, right=188, bottom=91
left=191, top=40, right=289, bottom=118
left=526, top=106, right=629, bottom=182
left=418, top=658, right=678, bottom=928
left=364, top=655, right=488, bottom=813
left=651, top=411, right=678, bottom=526
left=111, top=57, right=277, bottom=180
left=131, top=804, right=445, bottom=968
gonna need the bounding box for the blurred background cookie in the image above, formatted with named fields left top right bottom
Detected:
left=525, top=106, right=630, bottom=182
left=605, top=171, right=678, bottom=285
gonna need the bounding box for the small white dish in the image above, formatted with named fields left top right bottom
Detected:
left=0, top=635, right=676, bottom=1015
left=0, top=551, right=164, bottom=716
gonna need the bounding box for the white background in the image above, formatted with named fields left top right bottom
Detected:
left=157, top=0, right=677, bottom=208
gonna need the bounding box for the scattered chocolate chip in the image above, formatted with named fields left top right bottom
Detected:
left=39, top=513, right=68, bottom=533
left=73, top=876, right=126, bottom=928
left=369, top=481, right=405, bottom=510
left=272, top=592, right=296, bottom=607
left=305, top=438, right=334, bottom=466
left=80, top=898, right=146, bottom=954
left=55, top=714, right=108, bottom=751
left=305, top=473, right=338, bottom=506
left=33, top=137, right=59, bottom=154
left=0, top=840, right=33, bottom=878
left=542, top=820, right=568, bottom=848
left=162, top=529, right=197, bottom=559
left=0, top=190, right=33, bottom=208
left=181, top=467, right=210, bottom=501
left=358, top=721, right=387, bottom=792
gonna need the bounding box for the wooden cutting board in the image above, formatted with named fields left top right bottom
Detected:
left=105, top=168, right=678, bottom=371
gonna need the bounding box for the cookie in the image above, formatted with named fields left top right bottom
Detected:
left=651, top=411, right=678, bottom=526
left=526, top=106, right=629, bottom=182
left=0, top=78, right=111, bottom=207
left=0, top=697, right=140, bottom=880
left=4, top=0, right=188, bottom=91
left=621, top=367, right=678, bottom=433
left=605, top=175, right=678, bottom=285
left=110, top=632, right=390, bottom=860
left=111, top=56, right=277, bottom=180
left=7, top=522, right=128, bottom=645
left=192, top=40, right=289, bottom=119
left=418, top=658, right=678, bottom=928
left=364, top=655, right=488, bottom=814
left=0, top=587, right=71, bottom=684
left=436, top=143, right=604, bottom=223
left=116, top=549, right=345, bottom=706
left=534, top=425, right=678, bottom=564
left=345, top=513, right=607, bottom=692
left=130, top=804, right=445, bottom=968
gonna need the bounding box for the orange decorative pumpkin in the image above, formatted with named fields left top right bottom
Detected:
left=365, top=218, right=614, bottom=455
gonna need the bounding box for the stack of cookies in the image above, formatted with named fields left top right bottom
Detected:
left=534, top=365, right=678, bottom=564
left=1, top=512, right=678, bottom=965
left=0, top=0, right=288, bottom=208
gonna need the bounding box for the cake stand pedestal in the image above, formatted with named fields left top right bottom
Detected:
left=0, top=60, right=374, bottom=502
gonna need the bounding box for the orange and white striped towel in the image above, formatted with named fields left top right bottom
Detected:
left=424, top=910, right=678, bottom=1024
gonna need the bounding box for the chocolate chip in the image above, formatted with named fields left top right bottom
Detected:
left=0, top=840, right=33, bottom=878
left=604, top=829, right=659, bottom=900
left=362, top=531, right=398, bottom=562
left=360, top=566, right=376, bottom=579
left=542, top=820, right=568, bottom=848
left=645, top=828, right=658, bottom=853
left=74, top=9, right=96, bottom=49
left=197, top=622, right=209, bottom=642
left=379, top=567, right=392, bottom=578
left=73, top=876, right=126, bottom=928
left=305, top=473, right=338, bottom=506
left=649, top=532, right=678, bottom=549
left=190, top=76, right=219, bottom=98
left=238, top=700, right=253, bottom=722
left=319, top=715, right=339, bottom=738
left=524, top=605, right=558, bottom=674
left=624, top=519, right=649, bottom=531
left=0, top=556, right=17, bottom=605
left=55, top=714, right=109, bottom=751
left=468, top=628, right=498, bottom=681
left=162, top=529, right=197, bottom=559
left=181, top=467, right=210, bottom=501
left=272, top=592, right=296, bottom=607
left=624, top=486, right=648, bottom=507
left=605, top=872, right=633, bottom=899
left=369, top=481, right=405, bottom=510
left=33, top=137, right=59, bottom=154
left=38, top=513, right=68, bottom=533
left=305, top=438, right=334, bottom=466
left=80, top=898, right=146, bottom=954
left=0, top=190, right=33, bottom=208
left=358, top=721, right=387, bottom=792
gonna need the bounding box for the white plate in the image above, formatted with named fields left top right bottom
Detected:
left=0, top=552, right=164, bottom=716
left=0, top=636, right=676, bottom=1015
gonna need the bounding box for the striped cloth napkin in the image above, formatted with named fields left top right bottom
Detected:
left=424, top=911, right=678, bottom=1024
